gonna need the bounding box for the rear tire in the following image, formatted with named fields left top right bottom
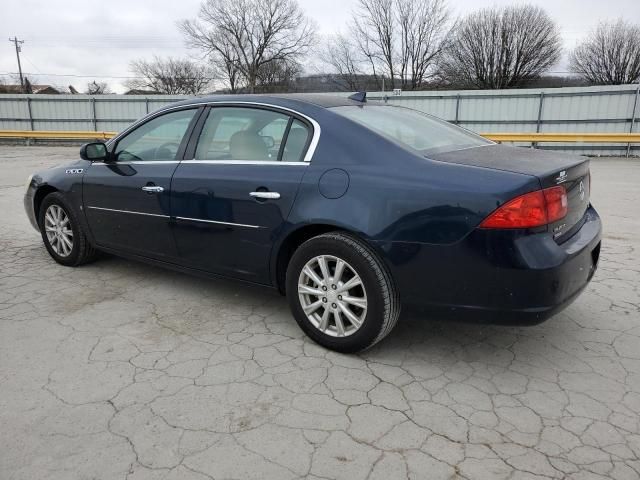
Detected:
left=38, top=192, right=97, bottom=267
left=286, top=232, right=400, bottom=353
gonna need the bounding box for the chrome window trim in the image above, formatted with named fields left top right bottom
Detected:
left=181, top=160, right=308, bottom=166
left=92, top=160, right=306, bottom=166
left=105, top=105, right=201, bottom=149
left=108, top=101, right=321, bottom=164
left=175, top=216, right=262, bottom=229
left=91, top=160, right=180, bottom=166
left=87, top=206, right=169, bottom=218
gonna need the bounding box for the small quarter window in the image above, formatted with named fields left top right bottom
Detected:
left=282, top=119, right=310, bottom=162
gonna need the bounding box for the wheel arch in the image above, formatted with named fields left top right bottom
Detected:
left=33, top=185, right=59, bottom=226
left=273, top=223, right=367, bottom=295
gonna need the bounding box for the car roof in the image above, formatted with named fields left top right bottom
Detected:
left=166, top=93, right=382, bottom=111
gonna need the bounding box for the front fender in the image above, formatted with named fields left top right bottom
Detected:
left=24, top=159, right=91, bottom=233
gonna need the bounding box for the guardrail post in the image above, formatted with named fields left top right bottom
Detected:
left=627, top=84, right=639, bottom=158
left=26, top=97, right=34, bottom=131
left=145, top=98, right=150, bottom=114
left=533, top=92, right=545, bottom=149
left=25, top=97, right=34, bottom=146
left=536, top=92, right=545, bottom=132
left=454, top=94, right=461, bottom=124
left=91, top=97, right=97, bottom=132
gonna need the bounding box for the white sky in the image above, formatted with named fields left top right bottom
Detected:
left=1, top=0, right=637, bottom=93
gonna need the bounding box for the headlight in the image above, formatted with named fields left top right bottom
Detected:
left=25, top=174, right=33, bottom=193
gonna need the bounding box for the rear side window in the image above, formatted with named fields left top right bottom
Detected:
left=332, top=105, right=490, bottom=154
left=195, top=107, right=311, bottom=162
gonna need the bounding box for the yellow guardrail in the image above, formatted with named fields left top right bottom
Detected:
left=0, top=130, right=116, bottom=140
left=0, top=130, right=639, bottom=143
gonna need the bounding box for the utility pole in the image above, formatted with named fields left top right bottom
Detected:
left=8, top=37, right=25, bottom=92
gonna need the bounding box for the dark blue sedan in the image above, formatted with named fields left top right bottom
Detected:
left=24, top=94, right=601, bottom=352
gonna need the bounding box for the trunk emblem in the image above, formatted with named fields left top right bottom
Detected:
left=555, top=170, right=568, bottom=184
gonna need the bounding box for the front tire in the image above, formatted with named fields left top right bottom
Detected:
left=38, top=192, right=97, bottom=267
left=286, top=232, right=400, bottom=353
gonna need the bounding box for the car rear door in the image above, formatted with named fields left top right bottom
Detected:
left=170, top=104, right=314, bottom=284
left=83, top=107, right=201, bottom=260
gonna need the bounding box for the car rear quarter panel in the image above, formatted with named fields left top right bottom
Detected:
left=287, top=111, right=541, bottom=246
left=279, top=108, right=554, bottom=305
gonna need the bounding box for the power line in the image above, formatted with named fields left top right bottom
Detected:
left=21, top=54, right=43, bottom=75
left=0, top=71, right=229, bottom=81
left=20, top=35, right=189, bottom=49
left=0, top=70, right=578, bottom=81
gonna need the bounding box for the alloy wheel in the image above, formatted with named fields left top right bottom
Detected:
left=298, top=255, right=367, bottom=337
left=44, top=204, right=74, bottom=257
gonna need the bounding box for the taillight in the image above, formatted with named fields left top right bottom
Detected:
left=480, top=185, right=568, bottom=229
left=543, top=185, right=568, bottom=223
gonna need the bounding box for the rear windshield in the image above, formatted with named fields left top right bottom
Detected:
left=332, top=105, right=491, bottom=154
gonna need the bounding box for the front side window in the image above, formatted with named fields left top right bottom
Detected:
left=195, top=107, right=310, bottom=162
left=114, top=109, right=197, bottom=162
left=331, top=105, right=491, bottom=154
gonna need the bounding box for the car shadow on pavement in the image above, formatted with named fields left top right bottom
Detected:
left=88, top=252, right=569, bottom=365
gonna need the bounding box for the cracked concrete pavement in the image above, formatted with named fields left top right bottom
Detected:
left=1, top=146, right=639, bottom=480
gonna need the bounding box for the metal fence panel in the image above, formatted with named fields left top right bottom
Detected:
left=0, top=85, right=638, bottom=155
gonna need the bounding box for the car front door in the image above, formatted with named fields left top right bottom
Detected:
left=83, top=107, right=201, bottom=259
left=171, top=105, right=314, bottom=283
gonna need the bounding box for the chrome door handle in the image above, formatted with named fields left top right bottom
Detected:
left=250, top=191, right=280, bottom=200
left=142, top=186, right=164, bottom=193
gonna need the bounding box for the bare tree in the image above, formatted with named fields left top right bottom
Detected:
left=180, top=0, right=316, bottom=93
left=5, top=74, right=37, bottom=93
left=85, top=80, right=112, bottom=95
left=21, top=76, right=38, bottom=93
left=214, top=40, right=244, bottom=93
left=397, top=0, right=450, bottom=89
left=570, top=19, right=640, bottom=85
left=125, top=56, right=212, bottom=94
left=353, top=0, right=395, bottom=88
left=256, top=58, right=301, bottom=92
left=321, top=33, right=367, bottom=91
left=181, top=20, right=244, bottom=93
left=438, top=5, right=562, bottom=89
left=350, top=0, right=450, bottom=90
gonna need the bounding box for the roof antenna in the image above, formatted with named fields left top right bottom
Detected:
left=348, top=91, right=366, bottom=102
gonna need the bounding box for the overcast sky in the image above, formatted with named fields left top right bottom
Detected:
left=1, top=0, right=637, bottom=93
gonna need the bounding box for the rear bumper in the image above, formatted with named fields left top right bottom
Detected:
left=375, top=205, right=602, bottom=325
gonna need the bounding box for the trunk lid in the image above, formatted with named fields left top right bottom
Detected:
left=429, top=144, right=590, bottom=240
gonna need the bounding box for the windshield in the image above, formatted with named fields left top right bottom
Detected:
left=332, top=105, right=491, bottom=154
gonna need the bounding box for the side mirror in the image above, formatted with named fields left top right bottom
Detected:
left=80, top=142, right=109, bottom=161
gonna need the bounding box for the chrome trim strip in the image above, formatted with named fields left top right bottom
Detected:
left=108, top=101, right=321, bottom=163
left=175, top=216, right=262, bottom=229
left=86, top=206, right=262, bottom=229
left=91, top=161, right=180, bottom=165
left=181, top=160, right=308, bottom=166
left=87, top=206, right=169, bottom=218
